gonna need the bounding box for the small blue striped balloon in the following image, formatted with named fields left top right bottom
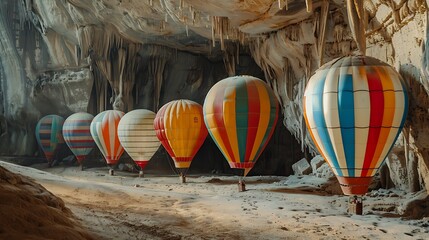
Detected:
left=63, top=112, right=95, bottom=164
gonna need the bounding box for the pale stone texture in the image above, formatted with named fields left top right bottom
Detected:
left=292, top=158, right=312, bottom=175
left=310, top=155, right=325, bottom=174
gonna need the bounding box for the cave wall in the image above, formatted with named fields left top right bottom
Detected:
left=0, top=0, right=93, bottom=156
left=0, top=0, right=300, bottom=176
left=249, top=0, right=429, bottom=192
left=2, top=0, right=429, bottom=188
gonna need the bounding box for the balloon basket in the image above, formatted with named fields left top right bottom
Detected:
left=139, top=170, right=144, bottom=178
left=179, top=174, right=186, bottom=183
left=109, top=169, right=115, bottom=176
left=238, top=180, right=246, bottom=192
left=348, top=196, right=363, bottom=215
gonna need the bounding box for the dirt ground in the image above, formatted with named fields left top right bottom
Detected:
left=1, top=160, right=428, bottom=240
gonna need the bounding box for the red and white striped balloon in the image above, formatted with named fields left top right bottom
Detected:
left=90, top=110, right=125, bottom=166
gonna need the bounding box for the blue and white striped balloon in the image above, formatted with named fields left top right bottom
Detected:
left=303, top=55, right=408, bottom=195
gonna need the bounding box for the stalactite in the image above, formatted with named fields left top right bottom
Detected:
left=314, top=0, right=329, bottom=67
left=92, top=61, right=106, bottom=112
left=150, top=57, right=166, bottom=111
left=218, top=17, right=224, bottom=50
left=211, top=16, right=215, bottom=47
left=347, top=0, right=366, bottom=55
left=145, top=45, right=171, bottom=111
left=211, top=16, right=245, bottom=51
left=161, top=21, right=165, bottom=32
left=223, top=42, right=238, bottom=77
left=306, top=0, right=313, bottom=13
left=278, top=0, right=286, bottom=10
left=179, top=0, right=184, bottom=10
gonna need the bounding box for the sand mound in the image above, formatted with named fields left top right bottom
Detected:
left=0, top=166, right=96, bottom=240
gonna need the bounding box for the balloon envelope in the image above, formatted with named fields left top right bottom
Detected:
left=90, top=110, right=125, bottom=166
left=63, top=112, right=95, bottom=164
left=35, top=115, right=65, bottom=163
left=154, top=100, right=207, bottom=169
left=203, top=75, right=279, bottom=176
left=303, top=55, right=408, bottom=195
left=118, top=109, right=160, bottom=170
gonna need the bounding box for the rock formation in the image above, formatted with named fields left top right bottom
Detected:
left=1, top=0, right=429, bottom=193
left=0, top=165, right=96, bottom=239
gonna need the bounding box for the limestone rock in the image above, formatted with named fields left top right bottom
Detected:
left=310, top=155, right=325, bottom=174
left=292, top=158, right=311, bottom=175
left=315, top=163, right=335, bottom=179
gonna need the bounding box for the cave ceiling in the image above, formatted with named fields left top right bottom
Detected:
left=30, top=0, right=344, bottom=55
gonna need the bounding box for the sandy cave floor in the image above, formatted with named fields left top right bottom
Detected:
left=1, top=160, right=429, bottom=240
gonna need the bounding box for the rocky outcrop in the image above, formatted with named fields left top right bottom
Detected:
left=0, top=165, right=96, bottom=239
left=292, top=158, right=312, bottom=175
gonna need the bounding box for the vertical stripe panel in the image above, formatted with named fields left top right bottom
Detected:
left=204, top=83, right=233, bottom=162
left=163, top=103, right=177, bottom=158
left=338, top=73, right=355, bottom=177
left=51, top=118, right=58, bottom=145
left=362, top=67, right=384, bottom=176
left=244, top=80, right=260, bottom=162
left=224, top=82, right=240, bottom=163
left=305, top=74, right=339, bottom=175
left=249, top=80, right=270, bottom=160
left=304, top=95, right=333, bottom=173
left=114, top=111, right=124, bottom=158
left=104, top=112, right=113, bottom=157
left=324, top=67, right=348, bottom=175
left=235, top=79, right=249, bottom=163
left=252, top=81, right=276, bottom=160
left=312, top=70, right=342, bottom=176
left=368, top=67, right=395, bottom=175
left=353, top=66, right=370, bottom=177
left=377, top=70, right=408, bottom=172
left=213, top=82, right=237, bottom=162
left=155, top=104, right=176, bottom=158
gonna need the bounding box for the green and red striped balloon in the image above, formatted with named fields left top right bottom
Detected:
left=203, top=75, right=279, bottom=176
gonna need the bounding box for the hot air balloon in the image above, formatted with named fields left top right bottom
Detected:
left=203, top=75, right=279, bottom=191
left=303, top=55, right=408, bottom=211
left=35, top=115, right=65, bottom=166
left=90, top=110, right=125, bottom=175
left=118, top=109, right=161, bottom=177
left=63, top=112, right=95, bottom=170
left=154, top=100, right=208, bottom=183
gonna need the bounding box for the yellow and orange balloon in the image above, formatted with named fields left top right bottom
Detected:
left=154, top=100, right=207, bottom=174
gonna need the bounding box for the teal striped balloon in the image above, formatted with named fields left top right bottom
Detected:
left=35, top=115, right=65, bottom=164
